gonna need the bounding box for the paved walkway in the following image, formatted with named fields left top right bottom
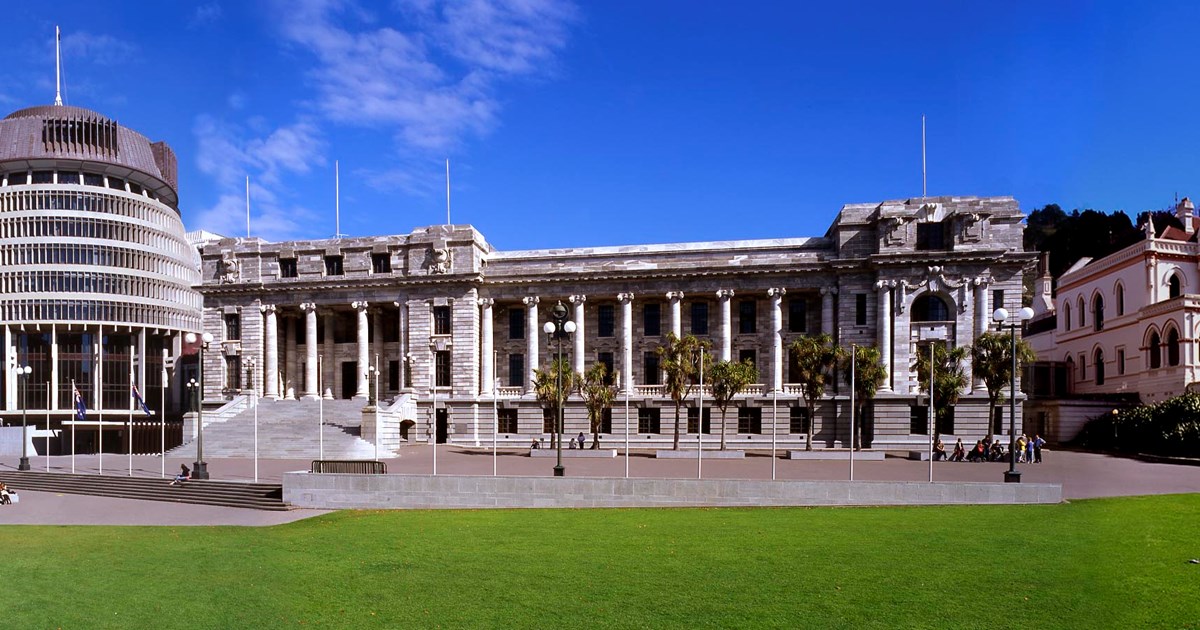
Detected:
left=0, top=447, right=1196, bottom=526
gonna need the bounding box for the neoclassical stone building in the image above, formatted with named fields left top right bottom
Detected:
left=0, top=103, right=201, bottom=450
left=198, top=195, right=1033, bottom=449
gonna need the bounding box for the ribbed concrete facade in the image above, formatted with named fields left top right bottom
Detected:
left=0, top=104, right=201, bottom=439
left=199, top=196, right=1035, bottom=450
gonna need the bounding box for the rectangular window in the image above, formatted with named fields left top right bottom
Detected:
left=739, top=299, right=757, bottom=334
left=643, top=303, right=661, bottom=337
left=788, top=298, right=807, bottom=333
left=789, top=407, right=810, bottom=434
left=690, top=301, right=709, bottom=335
left=107, top=176, right=125, bottom=190
left=433, top=306, right=451, bottom=336
left=83, top=173, right=103, bottom=187
left=992, top=407, right=1004, bottom=436
left=498, top=409, right=519, bottom=434
left=638, top=408, right=661, bottom=434
left=509, top=307, right=525, bottom=340
left=543, top=408, right=557, bottom=434
left=324, top=255, right=344, bottom=276
left=597, top=352, right=615, bottom=385
left=643, top=352, right=660, bottom=386
left=687, top=407, right=712, bottom=434
left=57, top=171, right=80, bottom=185
left=916, top=221, right=948, bottom=250
left=435, top=350, right=451, bottom=387
left=279, top=258, right=297, bottom=278
left=32, top=171, right=54, bottom=184
left=937, top=407, right=955, bottom=436
left=739, top=349, right=756, bottom=372
left=226, top=355, right=242, bottom=391
left=993, top=289, right=1004, bottom=313
left=388, top=360, right=399, bottom=391
left=371, top=253, right=391, bottom=273
left=737, top=407, right=762, bottom=434
left=224, top=313, right=240, bottom=340
left=1117, top=348, right=1126, bottom=375
left=508, top=354, right=524, bottom=388
left=911, top=405, right=929, bottom=435
left=597, top=304, right=615, bottom=338
left=855, top=294, right=867, bottom=326
left=600, top=408, right=613, bottom=434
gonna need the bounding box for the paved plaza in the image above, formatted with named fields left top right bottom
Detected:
left=0, top=447, right=1196, bottom=526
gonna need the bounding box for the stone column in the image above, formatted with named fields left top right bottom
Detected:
left=261, top=304, right=280, bottom=399
left=716, top=289, right=734, bottom=362
left=300, top=303, right=319, bottom=400
left=523, top=296, right=539, bottom=394
left=351, top=301, right=370, bottom=399
left=323, top=307, right=335, bottom=399
left=876, top=281, right=893, bottom=392
left=1147, top=256, right=1158, bottom=304
left=570, top=295, right=586, bottom=376
left=394, top=301, right=408, bottom=389
left=768, top=288, right=786, bottom=391
left=972, top=277, right=990, bottom=390
left=820, top=287, right=837, bottom=336
left=667, top=291, right=684, bottom=339
left=372, top=307, right=383, bottom=390
left=478, top=298, right=495, bottom=395
left=618, top=292, right=635, bottom=393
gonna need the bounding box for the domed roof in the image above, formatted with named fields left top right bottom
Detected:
left=4, top=104, right=111, bottom=122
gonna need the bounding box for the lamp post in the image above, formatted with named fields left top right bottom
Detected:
left=246, top=356, right=258, bottom=483
left=429, top=337, right=451, bottom=475
left=183, top=331, right=213, bottom=479
left=542, top=300, right=576, bottom=477
left=16, top=364, right=31, bottom=470
left=993, top=306, right=1034, bottom=483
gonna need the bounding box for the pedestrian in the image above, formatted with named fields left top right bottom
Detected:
left=169, top=464, right=191, bottom=486
left=1025, top=436, right=1035, bottom=464
left=577, top=431, right=587, bottom=449
left=1016, top=435, right=1027, bottom=463
left=1033, top=434, right=1046, bottom=463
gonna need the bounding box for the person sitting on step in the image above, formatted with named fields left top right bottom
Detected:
left=169, top=464, right=191, bottom=486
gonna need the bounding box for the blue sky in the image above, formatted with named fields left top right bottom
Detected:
left=1, top=1, right=1197, bottom=249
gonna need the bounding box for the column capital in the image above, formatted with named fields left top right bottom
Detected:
left=875, top=279, right=895, bottom=291
left=716, top=289, right=735, bottom=300
left=972, top=275, right=992, bottom=288
left=767, top=288, right=786, bottom=299
left=260, top=304, right=277, bottom=315
left=617, top=292, right=635, bottom=304
left=569, top=294, right=587, bottom=305
left=477, top=297, right=495, bottom=308
left=299, top=302, right=318, bottom=313
left=351, top=300, right=370, bottom=311
left=522, top=296, right=540, bottom=307
left=666, top=291, right=685, bottom=302
left=820, top=287, right=839, bottom=296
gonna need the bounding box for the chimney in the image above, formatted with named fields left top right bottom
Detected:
left=1177, top=196, right=1195, bottom=234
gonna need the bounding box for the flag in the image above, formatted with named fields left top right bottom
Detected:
left=73, top=382, right=87, bottom=422
left=132, top=383, right=152, bottom=416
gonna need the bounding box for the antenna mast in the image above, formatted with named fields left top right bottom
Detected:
left=245, top=176, right=251, bottom=238
left=445, top=159, right=451, bottom=225
left=54, top=26, right=63, bottom=106
left=335, top=160, right=342, bottom=238
left=921, top=115, right=927, bottom=198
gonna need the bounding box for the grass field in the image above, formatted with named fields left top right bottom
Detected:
left=3, top=494, right=1198, bottom=629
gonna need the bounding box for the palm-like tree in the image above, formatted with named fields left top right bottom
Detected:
left=842, top=345, right=887, bottom=449
left=578, top=362, right=617, bottom=449
left=657, top=333, right=711, bottom=450
left=709, top=359, right=758, bottom=450
left=533, top=357, right=577, bottom=449
left=789, top=333, right=844, bottom=450
left=913, top=341, right=969, bottom=437
left=971, top=331, right=1036, bottom=440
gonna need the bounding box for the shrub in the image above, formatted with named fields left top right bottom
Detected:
left=1073, top=393, right=1200, bottom=456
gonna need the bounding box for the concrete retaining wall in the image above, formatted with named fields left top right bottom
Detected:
left=283, top=473, right=1062, bottom=510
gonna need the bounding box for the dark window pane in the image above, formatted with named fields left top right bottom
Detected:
left=739, top=300, right=757, bottom=334
left=324, top=255, right=344, bottom=276
left=597, top=305, right=615, bottom=338
left=788, top=298, right=807, bottom=333
left=643, top=303, right=661, bottom=337
left=433, top=306, right=451, bottom=335
left=690, top=301, right=708, bottom=335
left=509, top=308, right=525, bottom=340
left=855, top=293, right=867, bottom=326
left=643, top=352, right=660, bottom=386
left=279, top=258, right=297, bottom=278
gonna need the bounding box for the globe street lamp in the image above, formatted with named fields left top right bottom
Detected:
left=184, top=331, right=214, bottom=479
left=542, top=300, right=576, bottom=477
left=992, top=306, right=1034, bottom=483
left=16, top=364, right=31, bottom=471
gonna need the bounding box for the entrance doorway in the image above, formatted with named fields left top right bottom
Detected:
left=341, top=362, right=357, bottom=399
left=436, top=408, right=448, bottom=444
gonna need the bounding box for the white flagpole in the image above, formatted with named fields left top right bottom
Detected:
left=697, top=348, right=703, bottom=480
left=98, top=326, right=103, bottom=475
left=492, top=351, right=498, bottom=477
left=253, top=376, right=259, bottom=482
left=623, top=377, right=629, bottom=479
left=318, top=354, right=324, bottom=460
left=922, top=115, right=927, bottom=198
left=334, top=161, right=341, bottom=238
left=54, top=26, right=63, bottom=106
left=850, top=344, right=856, bottom=481
left=245, top=176, right=251, bottom=238
left=71, top=379, right=76, bottom=474
left=161, top=348, right=167, bottom=479
left=772, top=388, right=778, bottom=480
left=128, top=347, right=133, bottom=477
left=45, top=382, right=50, bottom=472
left=445, top=159, right=451, bottom=225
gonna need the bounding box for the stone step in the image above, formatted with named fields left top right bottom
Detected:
left=170, top=399, right=381, bottom=459
left=0, top=470, right=287, bottom=511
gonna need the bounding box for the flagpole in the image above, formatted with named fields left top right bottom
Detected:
left=318, top=354, right=324, bottom=460
left=697, top=348, right=703, bottom=480
left=45, top=382, right=50, bottom=472
left=97, top=325, right=103, bottom=476
left=71, top=379, right=76, bottom=474
left=128, top=348, right=133, bottom=477
left=161, top=348, right=167, bottom=479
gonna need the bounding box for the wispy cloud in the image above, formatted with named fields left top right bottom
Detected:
left=190, top=2, right=224, bottom=28
left=61, top=31, right=138, bottom=66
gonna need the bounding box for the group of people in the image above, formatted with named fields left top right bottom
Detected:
left=0, top=481, right=15, bottom=505
left=530, top=433, right=593, bottom=450
left=933, top=434, right=1046, bottom=463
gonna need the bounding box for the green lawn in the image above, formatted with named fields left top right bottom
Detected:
left=4, top=495, right=1198, bottom=629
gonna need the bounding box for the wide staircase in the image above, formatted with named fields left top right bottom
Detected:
left=0, top=470, right=286, bottom=511
left=169, top=398, right=378, bottom=460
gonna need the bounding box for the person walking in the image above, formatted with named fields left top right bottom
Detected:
left=1033, top=435, right=1046, bottom=463
left=1016, top=435, right=1027, bottom=463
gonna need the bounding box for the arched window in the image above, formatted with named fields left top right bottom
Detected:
left=1065, top=356, right=1076, bottom=384
left=1063, top=302, right=1072, bottom=331
left=1093, top=294, right=1104, bottom=331
left=1149, top=331, right=1162, bottom=369
left=1078, top=354, right=1086, bottom=381
left=1116, top=283, right=1125, bottom=316
left=911, top=294, right=951, bottom=322
left=1077, top=297, right=1085, bottom=328
left=1169, top=273, right=1183, bottom=299
left=1094, top=348, right=1105, bottom=385
left=1167, top=328, right=1181, bottom=366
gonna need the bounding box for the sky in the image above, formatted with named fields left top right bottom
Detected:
left=0, top=1, right=1198, bottom=250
